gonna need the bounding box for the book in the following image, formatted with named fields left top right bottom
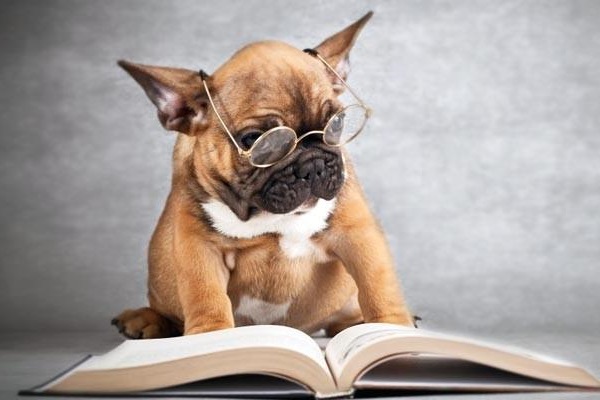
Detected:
left=20, top=323, right=600, bottom=399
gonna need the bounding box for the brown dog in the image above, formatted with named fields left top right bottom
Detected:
left=112, top=12, right=413, bottom=339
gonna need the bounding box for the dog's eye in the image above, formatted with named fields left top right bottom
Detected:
left=240, top=131, right=263, bottom=150
left=329, top=113, right=345, bottom=133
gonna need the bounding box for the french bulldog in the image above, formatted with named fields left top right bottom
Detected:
left=112, top=11, right=414, bottom=339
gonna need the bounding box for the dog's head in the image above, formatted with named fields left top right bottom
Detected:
left=119, top=12, right=372, bottom=221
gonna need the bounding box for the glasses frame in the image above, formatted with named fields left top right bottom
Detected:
left=199, top=48, right=372, bottom=168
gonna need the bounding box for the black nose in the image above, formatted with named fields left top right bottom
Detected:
left=295, top=158, right=325, bottom=181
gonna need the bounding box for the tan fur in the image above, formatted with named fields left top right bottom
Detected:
left=112, top=13, right=413, bottom=339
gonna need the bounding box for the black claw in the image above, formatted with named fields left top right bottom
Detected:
left=413, top=315, right=423, bottom=328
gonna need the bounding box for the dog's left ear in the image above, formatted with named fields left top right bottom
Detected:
left=118, top=60, right=207, bottom=135
left=313, top=11, right=373, bottom=94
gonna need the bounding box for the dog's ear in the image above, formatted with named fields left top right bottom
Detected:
left=118, top=60, right=207, bottom=134
left=313, top=11, right=373, bottom=94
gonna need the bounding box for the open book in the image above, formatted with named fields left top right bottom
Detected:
left=21, top=323, right=600, bottom=399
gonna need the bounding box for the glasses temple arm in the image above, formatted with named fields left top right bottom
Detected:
left=199, top=73, right=244, bottom=155
left=304, top=49, right=370, bottom=113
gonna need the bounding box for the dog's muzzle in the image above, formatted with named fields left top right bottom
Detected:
left=256, top=151, right=344, bottom=214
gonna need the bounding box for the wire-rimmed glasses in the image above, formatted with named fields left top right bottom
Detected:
left=199, top=48, right=372, bottom=168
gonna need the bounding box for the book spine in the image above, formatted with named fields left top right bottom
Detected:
left=314, top=388, right=355, bottom=399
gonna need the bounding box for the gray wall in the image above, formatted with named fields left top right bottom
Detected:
left=1, top=0, right=598, bottom=335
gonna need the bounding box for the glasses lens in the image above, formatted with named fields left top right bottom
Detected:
left=249, top=127, right=297, bottom=167
left=323, top=104, right=368, bottom=146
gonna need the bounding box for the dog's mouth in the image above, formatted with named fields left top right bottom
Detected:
left=291, top=196, right=319, bottom=215
left=252, top=150, right=344, bottom=214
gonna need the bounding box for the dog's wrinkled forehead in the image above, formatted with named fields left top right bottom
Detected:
left=209, top=41, right=335, bottom=130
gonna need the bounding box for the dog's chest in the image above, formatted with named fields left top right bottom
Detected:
left=201, top=198, right=335, bottom=260
left=227, top=251, right=332, bottom=326
left=202, top=198, right=337, bottom=325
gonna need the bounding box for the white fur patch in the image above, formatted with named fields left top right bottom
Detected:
left=234, top=295, right=291, bottom=324
left=202, top=198, right=336, bottom=260
left=279, top=233, right=330, bottom=262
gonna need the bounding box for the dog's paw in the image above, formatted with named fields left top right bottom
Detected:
left=367, top=313, right=416, bottom=327
left=111, top=307, right=179, bottom=339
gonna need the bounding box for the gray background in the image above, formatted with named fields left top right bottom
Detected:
left=1, top=0, right=599, bottom=339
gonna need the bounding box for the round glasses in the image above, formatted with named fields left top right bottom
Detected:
left=199, top=48, right=372, bottom=168
left=244, top=104, right=370, bottom=167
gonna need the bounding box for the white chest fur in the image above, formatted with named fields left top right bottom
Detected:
left=201, top=198, right=336, bottom=261
left=234, top=295, right=292, bottom=325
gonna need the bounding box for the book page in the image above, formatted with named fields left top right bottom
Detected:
left=141, top=374, right=312, bottom=397
left=83, top=325, right=326, bottom=371
left=43, top=325, right=342, bottom=397
left=325, top=323, right=600, bottom=391
left=325, top=323, right=418, bottom=381
left=325, top=323, right=568, bottom=373
left=355, top=354, right=575, bottom=392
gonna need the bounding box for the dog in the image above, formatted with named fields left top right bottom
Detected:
left=111, top=11, right=414, bottom=339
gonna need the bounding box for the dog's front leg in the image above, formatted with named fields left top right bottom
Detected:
left=331, top=222, right=414, bottom=326
left=174, top=214, right=234, bottom=335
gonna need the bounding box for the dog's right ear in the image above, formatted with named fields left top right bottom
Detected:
left=118, top=60, right=207, bottom=135
left=312, top=11, right=373, bottom=95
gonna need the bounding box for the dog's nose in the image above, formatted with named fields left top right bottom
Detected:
left=296, top=158, right=325, bottom=181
